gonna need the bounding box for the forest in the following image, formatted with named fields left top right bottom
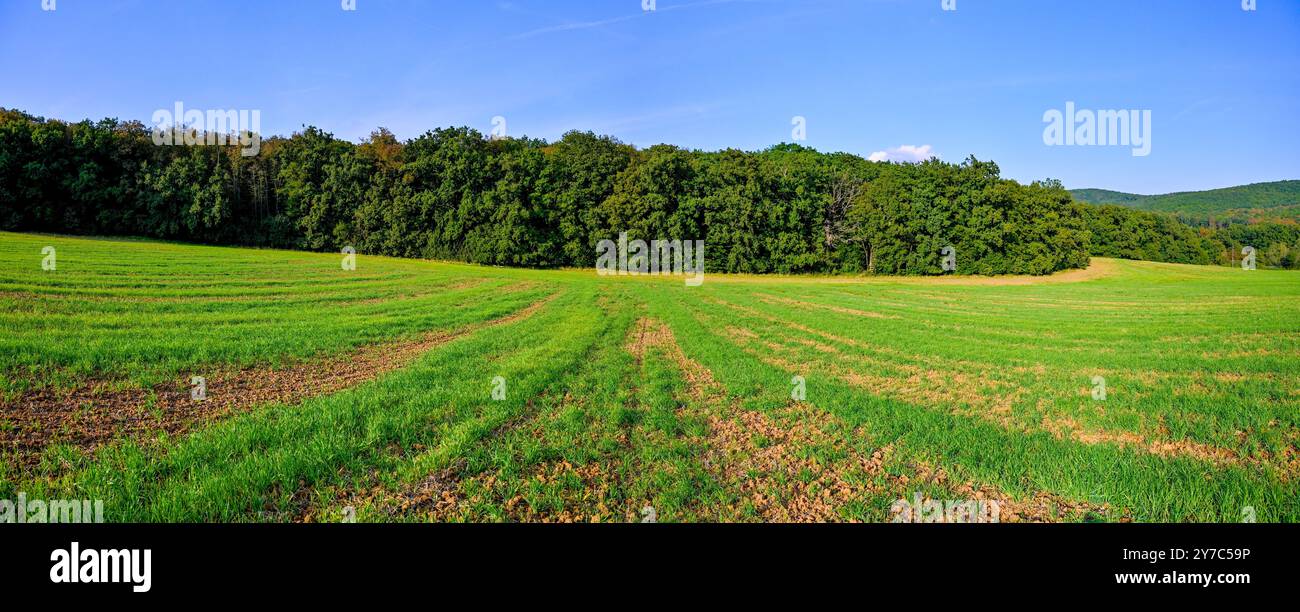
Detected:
left=2, top=108, right=1297, bottom=273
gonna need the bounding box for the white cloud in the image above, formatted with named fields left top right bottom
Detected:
left=867, top=144, right=936, bottom=163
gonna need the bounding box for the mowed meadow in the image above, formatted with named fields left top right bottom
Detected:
left=1, top=231, right=1297, bottom=522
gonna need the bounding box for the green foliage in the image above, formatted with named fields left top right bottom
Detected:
left=23, top=106, right=1293, bottom=276
left=1070, top=180, right=1300, bottom=224
left=1216, top=222, right=1300, bottom=269
left=849, top=158, right=1088, bottom=275
left=1076, top=203, right=1300, bottom=269
left=1076, top=204, right=1218, bottom=265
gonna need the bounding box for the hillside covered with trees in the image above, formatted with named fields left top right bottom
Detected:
left=1070, top=180, right=1300, bottom=225
left=1069, top=180, right=1300, bottom=268
left=2, top=108, right=1296, bottom=273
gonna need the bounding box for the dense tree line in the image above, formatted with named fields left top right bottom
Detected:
left=1, top=108, right=1294, bottom=273
left=1075, top=203, right=1300, bottom=269
left=1076, top=204, right=1220, bottom=265
left=1215, top=222, right=1300, bottom=269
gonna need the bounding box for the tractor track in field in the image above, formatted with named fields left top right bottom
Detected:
left=700, top=294, right=1268, bottom=473
left=308, top=307, right=632, bottom=524
left=633, top=317, right=888, bottom=522
left=354, top=402, right=637, bottom=524
left=356, top=316, right=872, bottom=523
left=721, top=312, right=1253, bottom=471
left=679, top=307, right=1122, bottom=521
left=398, top=316, right=651, bottom=524
left=318, top=393, right=555, bottom=524
left=647, top=316, right=1111, bottom=522
left=0, top=292, right=559, bottom=470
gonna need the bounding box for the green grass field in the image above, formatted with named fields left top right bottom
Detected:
left=2, top=231, right=1297, bottom=522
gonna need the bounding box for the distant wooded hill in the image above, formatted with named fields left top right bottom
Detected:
left=1070, top=180, right=1300, bottom=225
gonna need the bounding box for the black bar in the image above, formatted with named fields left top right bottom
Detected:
left=1, top=523, right=1290, bottom=599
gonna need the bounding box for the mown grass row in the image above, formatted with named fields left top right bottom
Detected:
left=2, top=232, right=1296, bottom=521
left=648, top=266, right=1299, bottom=521
left=334, top=303, right=738, bottom=522
left=0, top=232, right=555, bottom=392
left=8, top=283, right=600, bottom=520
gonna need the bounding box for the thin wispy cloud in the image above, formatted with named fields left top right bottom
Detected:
left=507, top=0, right=760, bottom=40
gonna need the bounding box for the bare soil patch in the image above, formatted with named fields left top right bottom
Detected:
left=1, top=293, right=558, bottom=468
left=705, top=297, right=1256, bottom=471
left=632, top=318, right=884, bottom=521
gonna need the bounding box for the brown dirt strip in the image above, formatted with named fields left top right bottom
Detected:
left=388, top=451, right=630, bottom=524
left=1039, top=413, right=1258, bottom=469
left=0, top=292, right=559, bottom=469
left=455, top=458, right=627, bottom=523
left=311, top=304, right=639, bottom=524
left=902, top=460, right=1113, bottom=523
left=336, top=388, right=632, bottom=524
left=315, top=315, right=1109, bottom=523
left=701, top=295, right=1258, bottom=471
left=722, top=322, right=1024, bottom=422
left=630, top=318, right=865, bottom=521
left=377, top=318, right=795, bottom=523
left=636, top=317, right=1101, bottom=522
left=397, top=321, right=650, bottom=523
left=319, top=393, right=559, bottom=524
left=448, top=317, right=683, bottom=523
left=725, top=320, right=1248, bottom=470
left=702, top=298, right=1027, bottom=424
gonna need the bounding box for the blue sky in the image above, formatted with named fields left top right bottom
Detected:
left=1, top=0, right=1296, bottom=194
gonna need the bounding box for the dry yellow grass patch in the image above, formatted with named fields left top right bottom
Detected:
left=697, top=257, right=1119, bottom=286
